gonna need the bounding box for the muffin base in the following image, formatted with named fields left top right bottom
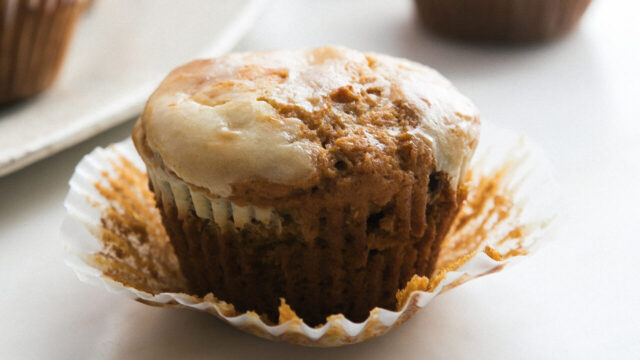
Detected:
left=151, top=174, right=460, bottom=326
left=415, top=0, right=592, bottom=43
left=0, top=0, right=87, bottom=104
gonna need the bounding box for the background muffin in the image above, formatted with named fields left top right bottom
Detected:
left=133, top=46, right=480, bottom=325
left=415, top=0, right=592, bottom=43
left=0, top=0, right=88, bottom=104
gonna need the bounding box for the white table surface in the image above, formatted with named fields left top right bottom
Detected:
left=1, top=0, right=638, bottom=359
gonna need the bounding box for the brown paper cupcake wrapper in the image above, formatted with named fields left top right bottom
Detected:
left=415, top=0, right=592, bottom=43
left=145, top=161, right=457, bottom=325
left=62, top=122, right=558, bottom=346
left=0, top=0, right=87, bottom=103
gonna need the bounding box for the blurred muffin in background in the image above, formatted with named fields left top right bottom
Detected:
left=0, top=0, right=88, bottom=104
left=415, top=0, right=592, bottom=43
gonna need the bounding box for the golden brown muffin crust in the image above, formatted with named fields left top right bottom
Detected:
left=136, top=47, right=479, bottom=201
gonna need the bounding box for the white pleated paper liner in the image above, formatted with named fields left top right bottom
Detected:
left=62, top=122, right=559, bottom=347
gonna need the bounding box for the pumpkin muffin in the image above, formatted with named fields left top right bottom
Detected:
left=133, top=46, right=480, bottom=325
left=415, top=0, right=592, bottom=43
left=0, top=0, right=88, bottom=104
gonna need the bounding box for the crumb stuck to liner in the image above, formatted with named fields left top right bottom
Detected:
left=63, top=123, right=558, bottom=346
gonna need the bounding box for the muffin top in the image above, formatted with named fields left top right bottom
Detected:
left=137, top=46, right=479, bottom=198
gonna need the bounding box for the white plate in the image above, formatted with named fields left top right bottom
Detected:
left=0, top=0, right=265, bottom=177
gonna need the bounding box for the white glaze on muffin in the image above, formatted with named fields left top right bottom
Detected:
left=139, top=46, right=479, bottom=197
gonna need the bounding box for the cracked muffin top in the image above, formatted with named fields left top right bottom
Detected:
left=135, top=46, right=480, bottom=199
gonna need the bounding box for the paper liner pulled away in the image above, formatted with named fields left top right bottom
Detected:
left=62, top=122, right=558, bottom=347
